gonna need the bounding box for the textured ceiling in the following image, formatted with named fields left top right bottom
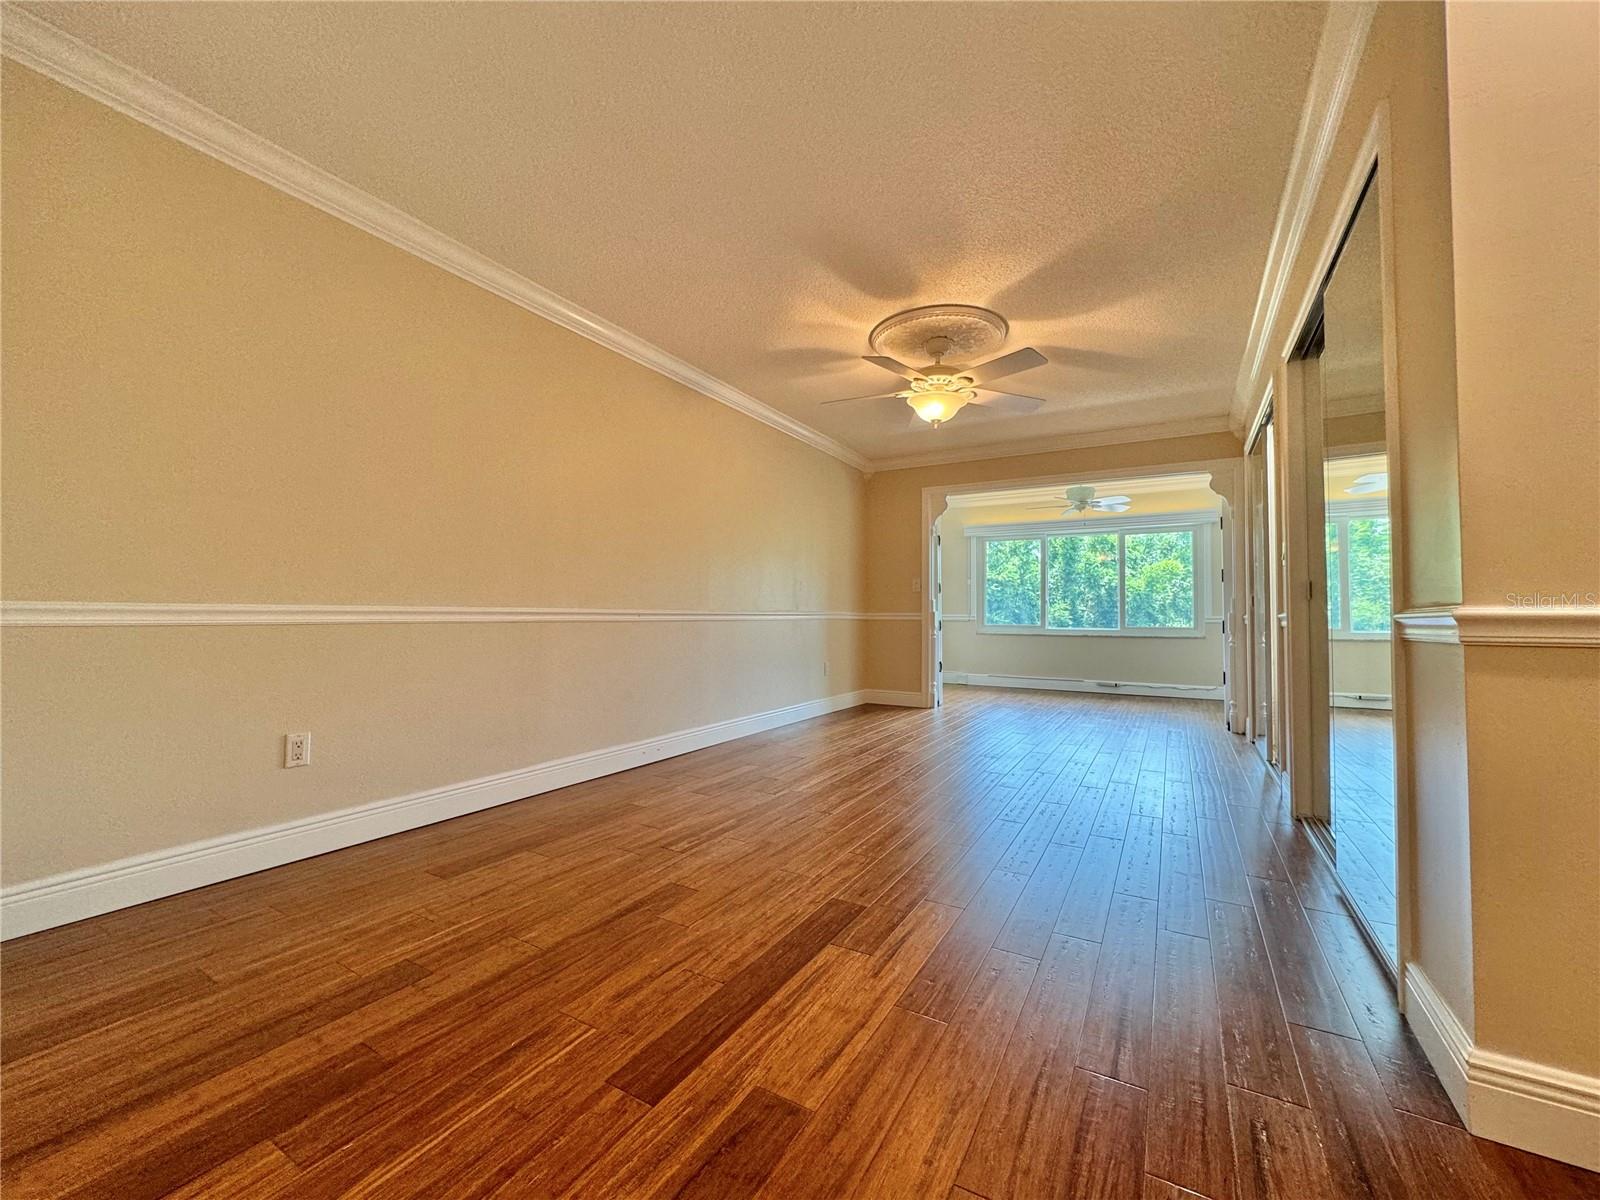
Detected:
left=21, top=1, right=1326, bottom=465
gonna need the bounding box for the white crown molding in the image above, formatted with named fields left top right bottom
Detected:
left=0, top=687, right=895, bottom=939
left=0, top=9, right=869, bottom=472
left=0, top=11, right=1264, bottom=477
left=1395, top=609, right=1459, bottom=644
left=1452, top=604, right=1600, bottom=648
left=868, top=416, right=1238, bottom=474
left=1230, top=2, right=1377, bottom=434
left=0, top=601, right=921, bottom=628
left=1405, top=966, right=1600, bottom=1171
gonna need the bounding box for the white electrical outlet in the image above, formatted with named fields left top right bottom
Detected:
left=284, top=732, right=311, bottom=768
left=823, top=659, right=830, bottom=677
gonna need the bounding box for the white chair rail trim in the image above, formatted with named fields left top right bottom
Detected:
left=0, top=602, right=922, bottom=627
left=1452, top=603, right=1600, bottom=648
left=1394, top=609, right=1459, bottom=644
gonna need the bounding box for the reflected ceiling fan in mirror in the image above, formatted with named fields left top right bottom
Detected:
left=1344, top=471, right=1388, bottom=495
left=1028, top=485, right=1132, bottom=516
left=820, top=304, right=1049, bottom=428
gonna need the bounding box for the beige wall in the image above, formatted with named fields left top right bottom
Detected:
left=1404, top=640, right=1474, bottom=1031
left=1446, top=0, right=1600, bottom=1078
left=862, top=433, right=1243, bottom=694
left=938, top=493, right=1225, bottom=690
left=0, top=63, right=869, bottom=884
left=1330, top=639, right=1390, bottom=702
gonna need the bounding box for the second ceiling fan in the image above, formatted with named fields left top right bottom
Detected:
left=1028, top=485, right=1133, bottom=515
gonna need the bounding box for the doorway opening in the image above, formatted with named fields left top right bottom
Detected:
left=927, top=470, right=1234, bottom=720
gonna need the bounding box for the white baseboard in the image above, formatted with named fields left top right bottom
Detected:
left=1332, top=691, right=1393, bottom=710
left=858, top=689, right=927, bottom=708
left=0, top=689, right=880, bottom=940
left=1405, top=966, right=1600, bottom=1171
left=1403, top=965, right=1473, bottom=1119
left=945, top=673, right=1224, bottom=701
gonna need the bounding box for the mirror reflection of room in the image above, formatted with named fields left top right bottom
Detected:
left=1319, top=193, right=1397, bottom=962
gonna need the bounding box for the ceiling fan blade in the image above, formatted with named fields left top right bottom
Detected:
left=862, top=355, right=923, bottom=381
left=819, top=391, right=903, bottom=406
left=971, top=390, right=1044, bottom=415
left=1344, top=473, right=1388, bottom=494
left=963, top=347, right=1047, bottom=384
left=1093, top=496, right=1132, bottom=506
left=1094, top=503, right=1132, bottom=512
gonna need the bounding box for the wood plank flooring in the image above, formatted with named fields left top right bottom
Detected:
left=3, top=686, right=1595, bottom=1199
left=1331, top=709, right=1399, bottom=961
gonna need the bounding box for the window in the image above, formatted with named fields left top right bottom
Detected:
left=984, top=538, right=1042, bottom=626
left=974, top=517, right=1210, bottom=636
left=1046, top=533, right=1118, bottom=629
left=1325, top=506, right=1391, bottom=637
left=1125, top=530, right=1195, bottom=629
left=1325, top=522, right=1342, bottom=631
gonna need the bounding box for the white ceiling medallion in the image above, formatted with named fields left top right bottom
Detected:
left=867, top=304, right=1009, bottom=363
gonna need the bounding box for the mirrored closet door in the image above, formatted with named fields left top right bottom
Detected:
left=1303, top=182, right=1399, bottom=966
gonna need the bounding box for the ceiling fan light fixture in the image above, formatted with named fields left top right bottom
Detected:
left=902, top=375, right=978, bottom=426
left=1065, top=485, right=1097, bottom=505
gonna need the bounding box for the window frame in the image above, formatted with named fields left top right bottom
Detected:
left=969, top=510, right=1214, bottom=639
left=1325, top=498, right=1392, bottom=641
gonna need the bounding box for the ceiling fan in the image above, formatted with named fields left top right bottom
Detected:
left=1344, top=471, right=1388, bottom=495
left=1028, top=485, right=1132, bottom=516
left=821, top=304, right=1050, bottom=428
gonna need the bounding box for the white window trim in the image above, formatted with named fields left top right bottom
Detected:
left=971, top=511, right=1216, bottom=639
left=1325, top=498, right=1392, bottom=640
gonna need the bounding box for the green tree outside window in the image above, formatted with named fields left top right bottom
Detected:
left=1046, top=533, right=1119, bottom=629
left=1347, top=517, right=1391, bottom=632
left=1326, top=520, right=1342, bottom=630
left=1125, top=530, right=1195, bottom=628
left=984, top=537, right=1041, bottom=625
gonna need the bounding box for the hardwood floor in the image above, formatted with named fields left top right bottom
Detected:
left=1331, top=709, right=1398, bottom=960
left=4, top=687, right=1595, bottom=1199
